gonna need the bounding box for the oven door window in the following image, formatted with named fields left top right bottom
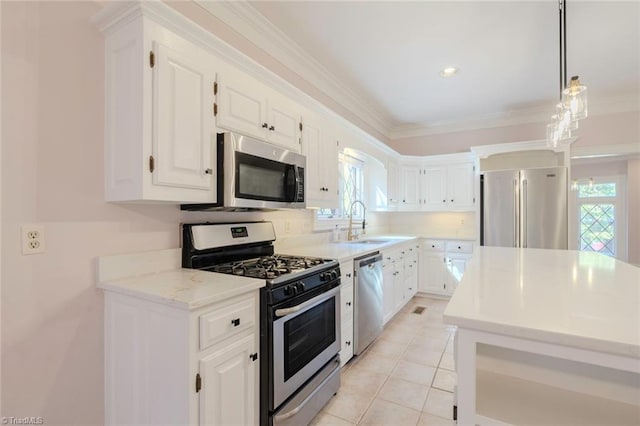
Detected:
left=283, top=298, right=336, bottom=381
left=236, top=152, right=297, bottom=202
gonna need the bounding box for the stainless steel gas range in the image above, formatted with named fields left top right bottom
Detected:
left=182, top=222, right=341, bottom=426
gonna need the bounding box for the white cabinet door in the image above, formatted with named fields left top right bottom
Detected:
left=420, top=253, right=449, bottom=295
left=387, top=162, right=400, bottom=210
left=399, top=166, right=421, bottom=211
left=301, top=113, right=339, bottom=208
left=267, top=92, right=301, bottom=152
left=153, top=41, right=215, bottom=192
left=382, top=256, right=396, bottom=324
left=200, top=335, right=257, bottom=426
left=448, top=162, right=475, bottom=210
left=423, top=166, right=448, bottom=210
left=445, top=253, right=471, bottom=295
left=404, top=258, right=418, bottom=300
left=216, top=70, right=268, bottom=140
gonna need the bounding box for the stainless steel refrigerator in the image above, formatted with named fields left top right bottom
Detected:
left=481, top=167, right=568, bottom=249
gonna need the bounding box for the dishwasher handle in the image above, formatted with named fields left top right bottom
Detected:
left=358, top=254, right=383, bottom=268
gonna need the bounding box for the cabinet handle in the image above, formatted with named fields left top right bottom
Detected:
left=204, top=168, right=213, bottom=175
left=346, top=273, right=351, bottom=278
left=249, top=353, right=258, bottom=362
left=269, top=125, right=275, bottom=131
left=231, top=318, right=240, bottom=327
left=346, top=341, right=351, bottom=346
left=346, top=302, right=352, bottom=306
left=262, top=123, right=268, bottom=128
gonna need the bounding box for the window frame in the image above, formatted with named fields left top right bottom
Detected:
left=314, top=152, right=365, bottom=231
left=575, top=175, right=627, bottom=261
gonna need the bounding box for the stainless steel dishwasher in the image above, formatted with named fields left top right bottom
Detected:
left=354, top=251, right=384, bottom=355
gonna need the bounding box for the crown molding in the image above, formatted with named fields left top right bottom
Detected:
left=390, top=94, right=640, bottom=140
left=571, top=143, right=640, bottom=159
left=195, top=0, right=396, bottom=139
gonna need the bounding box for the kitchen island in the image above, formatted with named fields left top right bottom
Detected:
left=444, top=247, right=640, bottom=425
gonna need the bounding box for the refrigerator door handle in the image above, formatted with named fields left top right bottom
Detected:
left=514, top=178, right=519, bottom=248
left=522, top=179, right=528, bottom=248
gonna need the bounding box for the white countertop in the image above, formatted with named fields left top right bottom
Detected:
left=279, top=235, right=419, bottom=263
left=98, top=269, right=265, bottom=310
left=443, top=247, right=640, bottom=358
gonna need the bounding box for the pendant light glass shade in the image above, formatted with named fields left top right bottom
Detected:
left=563, top=76, right=588, bottom=121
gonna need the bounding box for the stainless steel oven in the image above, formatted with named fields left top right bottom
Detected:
left=271, top=285, right=341, bottom=408
left=181, top=132, right=305, bottom=211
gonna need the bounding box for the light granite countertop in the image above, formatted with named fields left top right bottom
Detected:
left=444, top=246, right=640, bottom=358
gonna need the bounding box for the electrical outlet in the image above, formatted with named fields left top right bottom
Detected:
left=461, top=219, right=465, bottom=225
left=22, top=224, right=45, bottom=255
left=284, top=221, right=291, bottom=233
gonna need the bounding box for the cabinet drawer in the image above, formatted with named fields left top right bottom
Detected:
left=340, top=261, right=354, bottom=287
left=340, top=284, right=354, bottom=322
left=423, top=239, right=446, bottom=252
left=340, top=319, right=354, bottom=366
left=445, top=241, right=474, bottom=254
left=200, top=297, right=255, bottom=351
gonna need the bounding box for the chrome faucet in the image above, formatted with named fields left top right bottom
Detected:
left=347, top=200, right=367, bottom=241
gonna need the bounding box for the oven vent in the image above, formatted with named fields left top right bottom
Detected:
left=412, top=306, right=426, bottom=315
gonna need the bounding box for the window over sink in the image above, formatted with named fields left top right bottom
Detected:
left=316, top=153, right=364, bottom=226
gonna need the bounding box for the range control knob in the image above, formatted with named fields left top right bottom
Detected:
left=331, top=270, right=339, bottom=280
left=284, top=285, right=298, bottom=296
left=295, top=282, right=305, bottom=293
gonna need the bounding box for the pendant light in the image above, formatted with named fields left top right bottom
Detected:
left=546, top=0, right=588, bottom=148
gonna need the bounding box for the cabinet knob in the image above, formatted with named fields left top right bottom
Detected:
left=249, top=353, right=258, bottom=362
left=451, top=199, right=454, bottom=202
left=346, top=341, right=351, bottom=346
left=204, top=168, right=213, bottom=175
left=231, top=318, right=240, bottom=327
left=442, top=199, right=446, bottom=203
left=458, top=246, right=461, bottom=249
left=346, top=301, right=352, bottom=306
left=269, top=125, right=275, bottom=131
left=262, top=123, right=268, bottom=128
left=346, top=273, right=351, bottom=278
left=403, top=199, right=406, bottom=203
left=431, top=245, right=435, bottom=248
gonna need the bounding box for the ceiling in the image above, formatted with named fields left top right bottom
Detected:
left=246, top=1, right=639, bottom=138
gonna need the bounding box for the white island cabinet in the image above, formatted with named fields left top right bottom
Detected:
left=444, top=247, right=640, bottom=425
left=98, top=265, right=264, bottom=426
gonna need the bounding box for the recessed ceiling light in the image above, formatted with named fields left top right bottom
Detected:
left=440, top=67, right=459, bottom=78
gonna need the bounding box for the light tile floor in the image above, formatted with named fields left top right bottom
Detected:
left=311, top=296, right=457, bottom=426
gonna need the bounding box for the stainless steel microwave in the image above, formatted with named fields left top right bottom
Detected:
left=181, top=132, right=305, bottom=211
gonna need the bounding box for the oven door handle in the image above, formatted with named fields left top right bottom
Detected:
left=274, top=286, right=339, bottom=318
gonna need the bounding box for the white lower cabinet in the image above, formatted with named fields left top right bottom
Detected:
left=419, top=239, right=473, bottom=296
left=339, top=261, right=355, bottom=365
left=200, top=335, right=256, bottom=425
left=382, top=241, right=420, bottom=325
left=104, top=290, right=259, bottom=425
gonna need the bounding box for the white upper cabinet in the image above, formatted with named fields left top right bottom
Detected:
left=447, top=162, right=475, bottom=210
left=302, top=112, right=339, bottom=209
left=153, top=41, right=215, bottom=192
left=216, top=68, right=302, bottom=152
left=389, top=158, right=476, bottom=212
left=102, top=18, right=217, bottom=203
left=422, top=166, right=448, bottom=210
left=399, top=165, right=421, bottom=211
left=387, top=161, right=400, bottom=210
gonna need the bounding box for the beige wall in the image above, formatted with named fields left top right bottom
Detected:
left=389, top=111, right=640, bottom=156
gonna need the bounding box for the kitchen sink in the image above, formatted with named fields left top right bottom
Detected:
left=343, top=239, right=392, bottom=244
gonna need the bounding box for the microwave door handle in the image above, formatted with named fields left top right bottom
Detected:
left=285, top=165, right=297, bottom=202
